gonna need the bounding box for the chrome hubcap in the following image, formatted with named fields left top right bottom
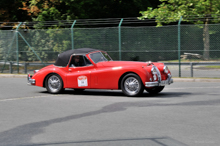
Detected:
left=48, top=75, right=61, bottom=92
left=124, top=77, right=140, bottom=95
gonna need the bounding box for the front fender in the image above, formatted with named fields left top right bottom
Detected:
left=119, top=66, right=152, bottom=87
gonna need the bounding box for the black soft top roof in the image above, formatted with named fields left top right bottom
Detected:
left=54, top=48, right=99, bottom=66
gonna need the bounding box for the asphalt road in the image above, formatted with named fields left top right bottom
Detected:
left=0, top=78, right=220, bottom=146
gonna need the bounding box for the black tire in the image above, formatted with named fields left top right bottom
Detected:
left=45, top=74, right=64, bottom=94
left=121, top=73, right=144, bottom=97
left=145, top=86, right=164, bottom=94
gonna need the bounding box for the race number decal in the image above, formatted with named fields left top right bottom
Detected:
left=77, top=76, right=88, bottom=87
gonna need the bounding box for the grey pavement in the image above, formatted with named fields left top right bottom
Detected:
left=0, top=78, right=220, bottom=146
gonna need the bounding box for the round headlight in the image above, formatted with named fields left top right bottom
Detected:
left=151, top=67, right=157, bottom=74
left=153, top=74, right=157, bottom=81
left=163, top=66, right=169, bottom=74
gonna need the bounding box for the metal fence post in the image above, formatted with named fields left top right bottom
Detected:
left=9, top=62, right=13, bottom=74
left=16, top=22, right=22, bottom=73
left=178, top=16, right=182, bottom=77
left=71, top=20, right=76, bottom=50
left=118, top=19, right=123, bottom=61
left=24, top=62, right=28, bottom=74
left=190, top=62, right=193, bottom=77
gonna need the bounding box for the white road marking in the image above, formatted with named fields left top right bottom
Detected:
left=0, top=95, right=59, bottom=102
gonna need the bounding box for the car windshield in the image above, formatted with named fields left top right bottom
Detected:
left=89, top=52, right=112, bottom=63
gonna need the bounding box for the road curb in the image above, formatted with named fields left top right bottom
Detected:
left=0, top=74, right=220, bottom=82
left=0, top=74, right=26, bottom=78
left=173, top=78, right=220, bottom=82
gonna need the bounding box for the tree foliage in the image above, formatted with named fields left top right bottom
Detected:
left=27, top=0, right=158, bottom=21
left=1, top=0, right=161, bottom=23
left=0, top=0, right=31, bottom=22
left=140, top=0, right=220, bottom=25
left=140, top=0, right=220, bottom=60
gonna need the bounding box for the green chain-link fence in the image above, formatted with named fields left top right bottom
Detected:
left=0, top=22, right=220, bottom=77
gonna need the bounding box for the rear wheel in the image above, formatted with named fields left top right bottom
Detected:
left=45, top=74, right=64, bottom=94
left=121, top=73, right=144, bottom=97
left=145, top=86, right=164, bottom=94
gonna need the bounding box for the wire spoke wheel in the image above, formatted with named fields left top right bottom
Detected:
left=46, top=74, right=63, bottom=94
left=124, top=77, right=139, bottom=94
left=121, top=73, right=144, bottom=97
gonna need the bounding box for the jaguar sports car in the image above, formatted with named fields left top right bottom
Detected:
left=28, top=48, right=173, bottom=96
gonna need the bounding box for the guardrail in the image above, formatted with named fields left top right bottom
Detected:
left=0, top=62, right=52, bottom=74
left=1, top=62, right=220, bottom=77
left=164, top=62, right=220, bottom=77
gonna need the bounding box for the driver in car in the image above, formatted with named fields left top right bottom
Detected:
left=70, top=56, right=82, bottom=67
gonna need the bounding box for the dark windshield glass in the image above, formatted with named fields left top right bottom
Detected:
left=101, top=52, right=112, bottom=61
left=90, top=52, right=112, bottom=63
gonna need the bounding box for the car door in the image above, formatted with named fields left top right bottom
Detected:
left=88, top=52, right=119, bottom=89
left=66, top=55, right=94, bottom=88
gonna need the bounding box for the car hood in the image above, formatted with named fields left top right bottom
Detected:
left=100, top=61, right=164, bottom=67
left=100, top=61, right=148, bottom=67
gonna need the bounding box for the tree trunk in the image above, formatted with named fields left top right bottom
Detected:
left=203, top=18, right=210, bottom=60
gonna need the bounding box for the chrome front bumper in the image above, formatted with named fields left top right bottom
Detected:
left=27, top=74, right=35, bottom=85
left=145, top=74, right=173, bottom=87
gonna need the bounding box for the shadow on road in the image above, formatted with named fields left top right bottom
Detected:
left=17, top=137, right=187, bottom=146
left=40, top=89, right=191, bottom=98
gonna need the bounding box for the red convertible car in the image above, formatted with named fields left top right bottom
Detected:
left=28, top=48, right=173, bottom=96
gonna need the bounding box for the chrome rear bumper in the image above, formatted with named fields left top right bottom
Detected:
left=145, top=74, right=173, bottom=87
left=27, top=74, right=35, bottom=85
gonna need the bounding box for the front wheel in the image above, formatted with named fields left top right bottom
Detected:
left=45, top=74, right=64, bottom=94
left=121, top=73, right=144, bottom=97
left=145, top=86, right=164, bottom=94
